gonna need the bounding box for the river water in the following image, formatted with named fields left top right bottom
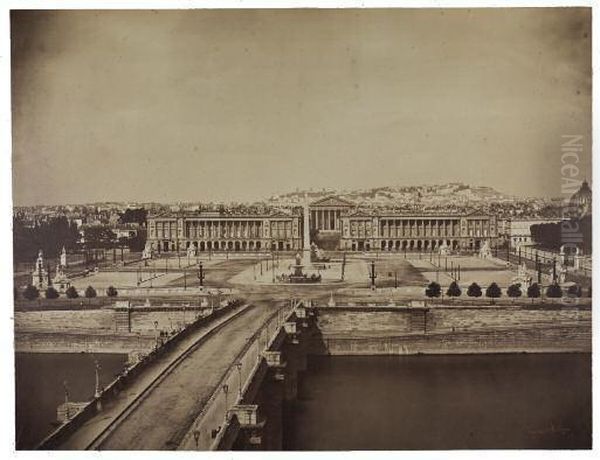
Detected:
left=284, top=353, right=591, bottom=450
left=15, top=352, right=128, bottom=450
left=15, top=352, right=591, bottom=450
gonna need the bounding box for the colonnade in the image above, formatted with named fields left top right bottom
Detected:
left=379, top=219, right=461, bottom=239
left=310, top=209, right=342, bottom=231
left=185, top=220, right=264, bottom=239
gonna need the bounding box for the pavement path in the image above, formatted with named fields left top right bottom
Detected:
left=57, top=301, right=279, bottom=450
left=92, top=301, right=279, bottom=450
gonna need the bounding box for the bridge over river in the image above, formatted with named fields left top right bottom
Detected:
left=39, top=296, right=297, bottom=450
left=36, top=292, right=590, bottom=451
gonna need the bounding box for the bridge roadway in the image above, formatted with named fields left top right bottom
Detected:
left=58, top=300, right=282, bottom=450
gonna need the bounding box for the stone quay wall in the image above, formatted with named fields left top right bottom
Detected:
left=311, top=305, right=591, bottom=355
left=14, top=305, right=218, bottom=354
left=15, top=331, right=156, bottom=355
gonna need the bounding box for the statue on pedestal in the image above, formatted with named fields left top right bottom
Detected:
left=311, top=243, right=330, bottom=263
left=142, top=242, right=153, bottom=260
left=555, top=259, right=567, bottom=284
left=52, top=264, right=71, bottom=293
left=187, top=243, right=197, bottom=258
left=479, top=240, right=492, bottom=259
left=511, top=263, right=531, bottom=289
left=60, top=246, right=68, bottom=268
left=31, top=250, right=49, bottom=290
left=438, top=241, right=450, bottom=256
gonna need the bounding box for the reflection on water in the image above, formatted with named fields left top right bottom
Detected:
left=15, top=352, right=128, bottom=450
left=284, top=353, right=591, bottom=450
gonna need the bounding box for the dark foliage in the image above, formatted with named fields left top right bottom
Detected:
left=467, top=282, right=482, bottom=297
left=425, top=281, right=441, bottom=298
left=23, top=284, right=40, bottom=300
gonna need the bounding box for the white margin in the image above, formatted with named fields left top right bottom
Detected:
left=0, top=2, right=597, bottom=460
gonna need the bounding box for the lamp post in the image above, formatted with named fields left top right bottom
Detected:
left=154, top=320, right=159, bottom=349
left=272, top=253, right=275, bottom=283
left=236, top=362, right=243, bottom=398
left=94, top=359, right=102, bottom=399
left=63, top=380, right=71, bottom=420
left=198, top=262, right=205, bottom=287
left=63, top=379, right=70, bottom=405
left=369, top=260, right=377, bottom=290
left=222, top=384, right=229, bottom=420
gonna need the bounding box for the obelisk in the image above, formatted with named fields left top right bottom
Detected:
left=303, top=194, right=311, bottom=266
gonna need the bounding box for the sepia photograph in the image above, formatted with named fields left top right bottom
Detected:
left=5, top=2, right=595, bottom=454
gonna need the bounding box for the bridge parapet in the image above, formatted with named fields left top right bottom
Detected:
left=179, top=300, right=300, bottom=451
left=263, top=350, right=284, bottom=368
left=36, top=299, right=245, bottom=450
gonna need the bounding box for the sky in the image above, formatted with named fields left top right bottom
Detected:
left=11, top=8, right=592, bottom=205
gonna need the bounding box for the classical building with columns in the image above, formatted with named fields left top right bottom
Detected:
left=146, top=196, right=498, bottom=253
left=146, top=211, right=302, bottom=253
left=340, top=210, right=497, bottom=252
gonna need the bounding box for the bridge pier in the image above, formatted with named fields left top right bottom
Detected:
left=227, top=405, right=265, bottom=449
left=216, top=303, right=316, bottom=451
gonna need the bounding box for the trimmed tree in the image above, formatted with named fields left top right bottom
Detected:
left=546, top=282, right=563, bottom=298
left=65, top=286, right=79, bottom=299
left=106, top=286, right=118, bottom=297
left=507, top=283, right=522, bottom=301
left=23, top=284, right=40, bottom=301
left=467, top=282, right=482, bottom=298
left=446, top=281, right=461, bottom=298
left=485, top=282, right=502, bottom=303
left=567, top=284, right=582, bottom=298
left=45, top=287, right=60, bottom=299
left=425, top=281, right=441, bottom=298
left=527, top=283, right=541, bottom=303
left=85, top=286, right=97, bottom=298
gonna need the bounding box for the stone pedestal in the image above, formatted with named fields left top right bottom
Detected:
left=31, top=250, right=49, bottom=291
left=56, top=401, right=87, bottom=423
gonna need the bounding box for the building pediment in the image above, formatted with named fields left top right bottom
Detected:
left=310, top=196, right=355, bottom=208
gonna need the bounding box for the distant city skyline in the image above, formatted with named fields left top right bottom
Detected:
left=11, top=8, right=591, bottom=206
left=12, top=181, right=571, bottom=208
